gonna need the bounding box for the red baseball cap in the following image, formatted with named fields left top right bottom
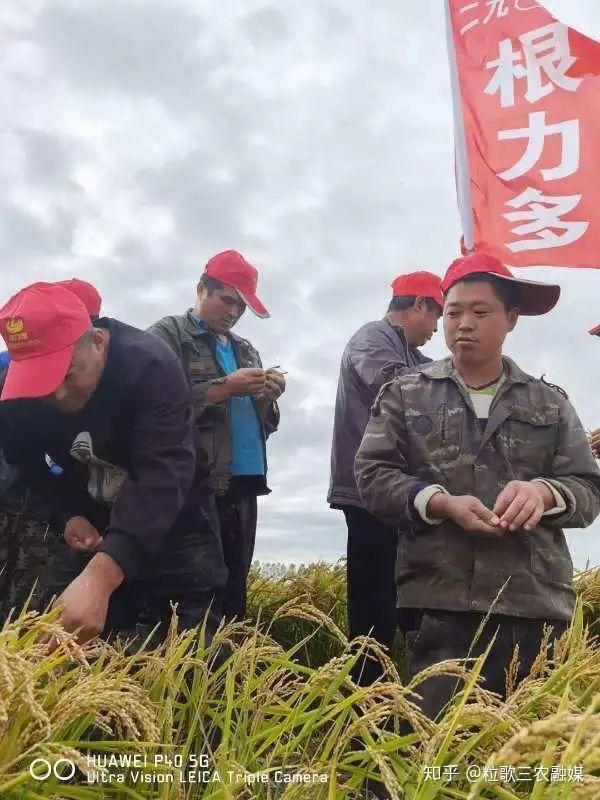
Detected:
left=55, top=278, right=102, bottom=316
left=204, top=250, right=269, bottom=318
left=442, top=252, right=560, bottom=316
left=590, top=324, right=600, bottom=336
left=0, top=283, right=91, bottom=401
left=391, top=271, right=443, bottom=308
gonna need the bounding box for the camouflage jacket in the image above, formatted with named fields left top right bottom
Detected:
left=148, top=311, right=279, bottom=495
left=355, top=357, right=600, bottom=621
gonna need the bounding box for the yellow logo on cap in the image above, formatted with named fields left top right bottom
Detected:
left=6, top=318, right=24, bottom=335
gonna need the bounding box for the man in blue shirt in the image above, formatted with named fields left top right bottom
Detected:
left=149, top=251, right=284, bottom=620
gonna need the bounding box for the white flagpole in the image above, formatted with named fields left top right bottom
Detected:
left=445, top=0, right=475, bottom=251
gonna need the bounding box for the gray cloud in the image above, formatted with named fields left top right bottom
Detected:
left=0, top=0, right=599, bottom=568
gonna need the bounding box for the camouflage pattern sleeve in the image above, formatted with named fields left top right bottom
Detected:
left=542, top=397, right=600, bottom=529
left=354, top=380, right=427, bottom=526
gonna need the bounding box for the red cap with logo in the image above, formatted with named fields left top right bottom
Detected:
left=442, top=252, right=560, bottom=316
left=391, top=271, right=443, bottom=308
left=0, top=283, right=91, bottom=401
left=204, top=250, right=269, bottom=318
left=55, top=278, right=102, bottom=317
left=590, top=324, right=600, bottom=336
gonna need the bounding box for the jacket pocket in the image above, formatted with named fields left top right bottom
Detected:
left=189, top=354, right=218, bottom=383
left=507, top=405, right=559, bottom=473
left=398, top=527, right=447, bottom=575
left=407, top=404, right=463, bottom=463
left=530, top=530, right=573, bottom=590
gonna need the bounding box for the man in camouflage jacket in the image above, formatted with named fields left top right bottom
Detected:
left=356, top=253, right=600, bottom=718
left=149, top=251, right=284, bottom=620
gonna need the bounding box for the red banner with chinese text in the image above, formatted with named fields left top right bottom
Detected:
left=448, top=0, right=600, bottom=267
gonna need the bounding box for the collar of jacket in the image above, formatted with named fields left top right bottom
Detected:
left=417, top=355, right=533, bottom=387
left=383, top=315, right=407, bottom=338
left=383, top=316, right=432, bottom=365
left=182, top=309, right=244, bottom=346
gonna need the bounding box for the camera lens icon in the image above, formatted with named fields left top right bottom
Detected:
left=29, top=757, right=76, bottom=782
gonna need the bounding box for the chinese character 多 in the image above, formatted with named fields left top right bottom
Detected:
left=504, top=187, right=589, bottom=251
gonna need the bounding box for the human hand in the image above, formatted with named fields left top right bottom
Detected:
left=427, top=492, right=501, bottom=536
left=225, top=368, right=266, bottom=397
left=43, top=554, right=123, bottom=647
left=590, top=428, right=600, bottom=458
left=262, top=369, right=286, bottom=401
left=492, top=480, right=554, bottom=533
left=64, top=516, right=103, bottom=552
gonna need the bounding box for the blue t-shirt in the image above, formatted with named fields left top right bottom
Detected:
left=191, top=317, right=265, bottom=477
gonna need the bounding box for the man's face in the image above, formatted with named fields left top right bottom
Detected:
left=45, top=329, right=108, bottom=413
left=443, top=280, right=518, bottom=364
left=404, top=298, right=442, bottom=347
left=196, top=284, right=246, bottom=334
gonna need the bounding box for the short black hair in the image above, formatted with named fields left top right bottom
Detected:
left=388, top=295, right=441, bottom=313
left=452, top=273, right=519, bottom=311
left=199, top=274, right=225, bottom=295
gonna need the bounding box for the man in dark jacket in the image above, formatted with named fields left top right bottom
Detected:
left=328, top=271, right=442, bottom=683
left=0, top=282, right=226, bottom=643
left=148, top=250, right=284, bottom=621
left=0, top=278, right=102, bottom=625
left=356, top=253, right=600, bottom=717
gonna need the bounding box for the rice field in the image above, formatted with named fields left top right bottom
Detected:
left=0, top=562, right=599, bottom=799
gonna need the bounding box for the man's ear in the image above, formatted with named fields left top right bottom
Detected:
left=196, top=281, right=209, bottom=304
left=507, top=307, right=519, bottom=332
left=414, top=296, right=426, bottom=312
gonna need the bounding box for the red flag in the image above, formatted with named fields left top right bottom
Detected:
left=446, top=0, right=600, bottom=268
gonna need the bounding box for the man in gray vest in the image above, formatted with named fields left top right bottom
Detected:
left=149, top=251, right=284, bottom=621
left=328, top=271, right=443, bottom=684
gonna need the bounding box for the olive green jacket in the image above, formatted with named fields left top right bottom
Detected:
left=148, top=311, right=279, bottom=495
left=355, top=357, right=600, bottom=620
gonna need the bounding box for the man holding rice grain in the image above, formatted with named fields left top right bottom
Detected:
left=148, top=250, right=284, bottom=622
left=356, top=253, right=600, bottom=718
left=0, top=282, right=227, bottom=644
left=0, top=279, right=103, bottom=625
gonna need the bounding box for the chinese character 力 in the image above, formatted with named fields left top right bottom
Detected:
left=498, top=111, right=580, bottom=181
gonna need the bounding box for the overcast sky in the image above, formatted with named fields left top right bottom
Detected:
left=1, top=0, right=599, bottom=568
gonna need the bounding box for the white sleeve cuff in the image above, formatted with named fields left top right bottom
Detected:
left=414, top=485, right=449, bottom=525
left=534, top=479, right=568, bottom=517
